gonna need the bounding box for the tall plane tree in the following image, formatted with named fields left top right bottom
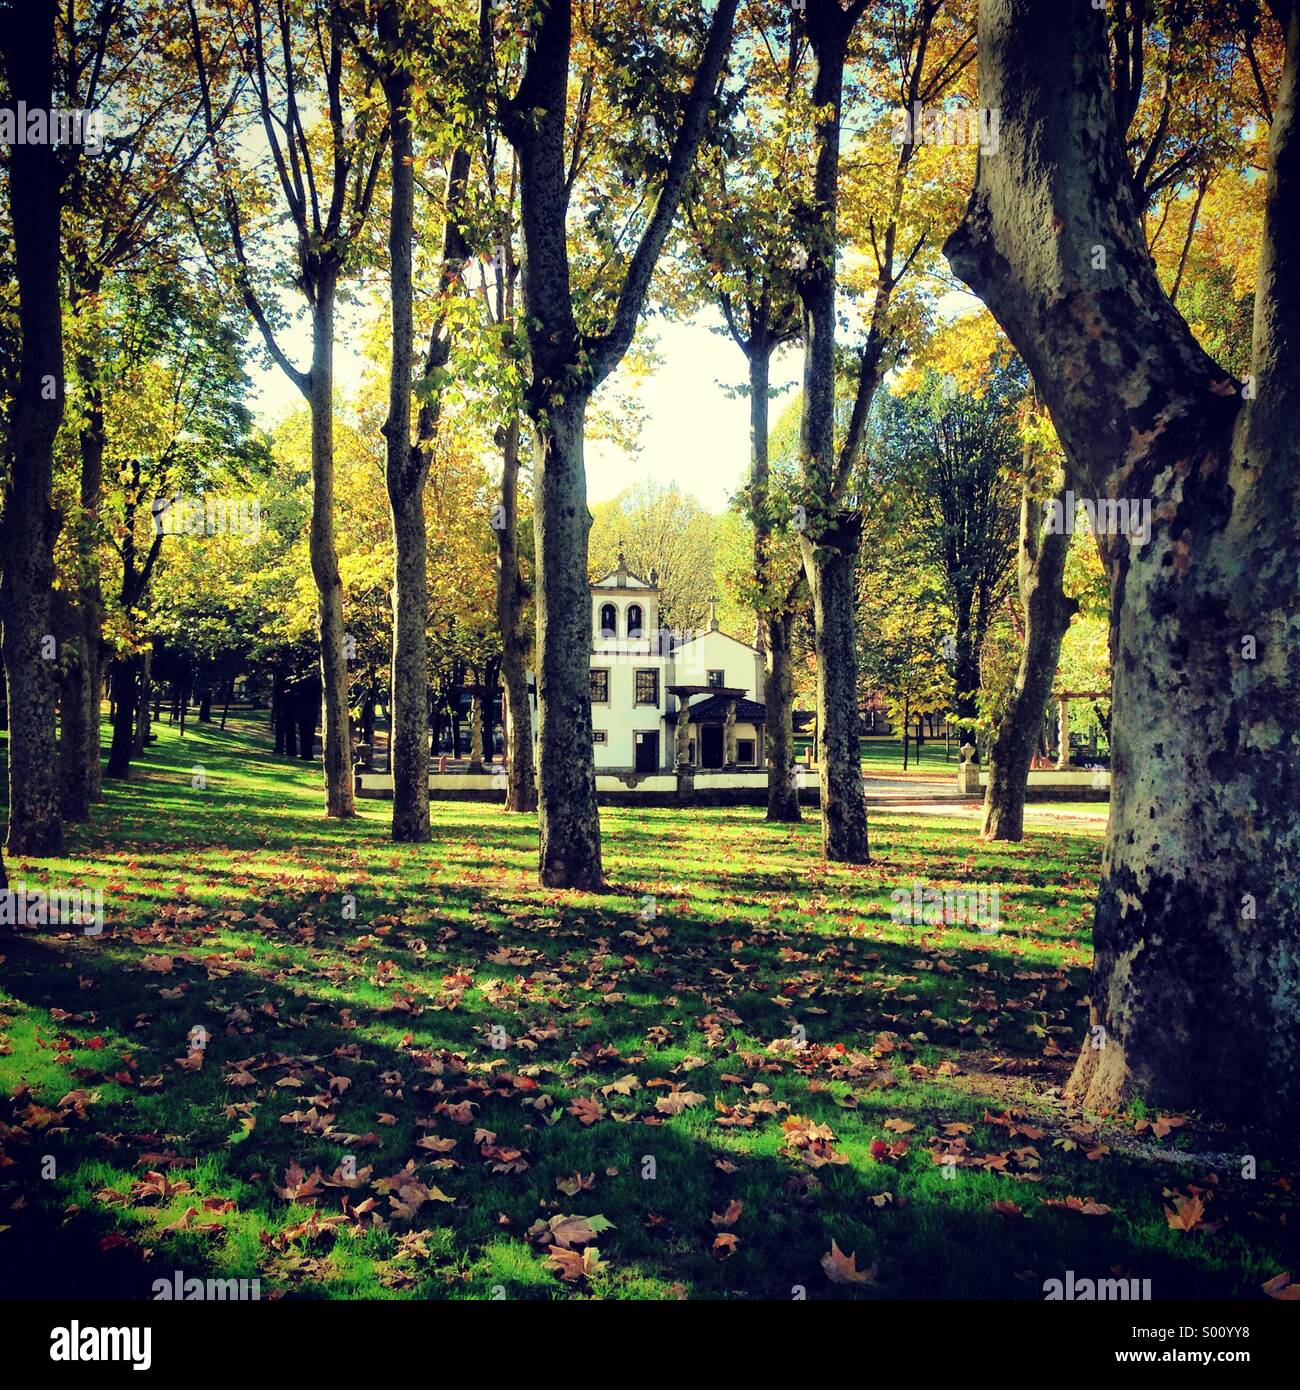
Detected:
left=188, top=0, right=388, bottom=817
left=361, top=0, right=471, bottom=841
left=946, top=0, right=1300, bottom=1120
left=687, top=0, right=805, bottom=821
left=0, top=0, right=66, bottom=855
left=981, top=462, right=1077, bottom=841
left=58, top=0, right=215, bottom=820
left=794, top=0, right=972, bottom=862
left=499, top=0, right=739, bottom=887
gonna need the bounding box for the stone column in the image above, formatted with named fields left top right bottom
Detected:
left=674, top=705, right=692, bottom=767
left=675, top=704, right=695, bottom=801
left=1056, top=695, right=1071, bottom=770
left=469, top=692, right=485, bottom=773
left=723, top=699, right=738, bottom=769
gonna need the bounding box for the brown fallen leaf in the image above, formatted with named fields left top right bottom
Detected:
left=711, top=1199, right=743, bottom=1229
left=545, top=1244, right=605, bottom=1282
left=821, top=1240, right=875, bottom=1285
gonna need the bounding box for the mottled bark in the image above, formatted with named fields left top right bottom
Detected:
left=495, top=418, right=537, bottom=812
left=57, top=596, right=93, bottom=822
left=947, top=0, right=1300, bottom=1120
left=804, top=515, right=869, bottom=860
left=0, top=0, right=65, bottom=855
left=982, top=470, right=1078, bottom=841
left=531, top=399, right=602, bottom=886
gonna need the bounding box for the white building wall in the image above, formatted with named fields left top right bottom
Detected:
left=666, top=630, right=764, bottom=712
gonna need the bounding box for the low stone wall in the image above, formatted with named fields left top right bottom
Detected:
left=978, top=769, right=1111, bottom=802
left=356, top=769, right=822, bottom=808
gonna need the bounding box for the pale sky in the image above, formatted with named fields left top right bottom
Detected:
left=249, top=303, right=802, bottom=515
left=248, top=289, right=978, bottom=512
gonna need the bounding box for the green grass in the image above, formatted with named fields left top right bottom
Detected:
left=0, top=717, right=1292, bottom=1300
left=796, top=733, right=965, bottom=778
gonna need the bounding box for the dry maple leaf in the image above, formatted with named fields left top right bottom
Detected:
left=1262, top=1272, right=1300, bottom=1300
left=546, top=1213, right=614, bottom=1249
left=821, top=1240, right=875, bottom=1285
left=1165, top=1193, right=1207, bottom=1232
left=545, top=1244, right=606, bottom=1282
left=275, top=1162, right=325, bottom=1203
left=567, top=1096, right=605, bottom=1126
left=711, top=1232, right=739, bottom=1259
left=655, top=1090, right=706, bottom=1116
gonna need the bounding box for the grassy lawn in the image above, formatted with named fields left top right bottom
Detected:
left=795, top=734, right=960, bottom=779
left=0, top=718, right=1293, bottom=1301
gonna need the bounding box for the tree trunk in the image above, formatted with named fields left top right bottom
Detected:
left=982, top=471, right=1078, bottom=841
left=802, top=518, right=869, bottom=860
left=0, top=0, right=65, bottom=856
left=133, top=647, right=153, bottom=757
left=59, top=357, right=106, bottom=821
left=947, top=0, right=1300, bottom=1121
left=388, top=475, right=430, bottom=838
left=762, top=610, right=800, bottom=822
left=57, top=592, right=94, bottom=821
left=296, top=682, right=318, bottom=763
left=495, top=417, right=538, bottom=814
left=307, top=268, right=356, bottom=817
left=746, top=338, right=801, bottom=823
left=104, top=656, right=139, bottom=780
left=532, top=397, right=602, bottom=888
left=797, top=11, right=868, bottom=863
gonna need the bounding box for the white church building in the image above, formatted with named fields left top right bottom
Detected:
left=579, top=554, right=767, bottom=775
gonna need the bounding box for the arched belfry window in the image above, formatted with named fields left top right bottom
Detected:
left=599, top=602, right=617, bottom=638
left=627, top=603, right=643, bottom=639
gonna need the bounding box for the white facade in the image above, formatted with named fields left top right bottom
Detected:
left=572, top=557, right=767, bottom=773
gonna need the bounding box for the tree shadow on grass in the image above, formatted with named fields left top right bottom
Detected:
left=2, top=879, right=1290, bottom=1303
